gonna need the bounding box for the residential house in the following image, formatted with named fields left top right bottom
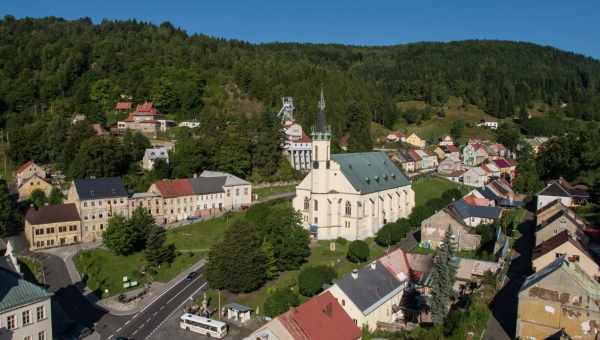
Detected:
left=437, top=157, right=463, bottom=176
left=432, top=146, right=446, bottom=160
left=15, top=161, right=46, bottom=187
left=448, top=199, right=502, bottom=227
left=293, top=93, right=415, bottom=241
left=66, top=177, right=129, bottom=242
left=327, top=261, right=404, bottom=331
left=440, top=144, right=460, bottom=160
left=462, top=193, right=495, bottom=207
left=405, top=133, right=426, bottom=148
left=524, top=136, right=549, bottom=155
left=18, top=174, right=53, bottom=201
left=463, top=166, right=488, bottom=187
left=532, top=230, right=600, bottom=280
left=491, top=158, right=515, bottom=178
left=71, top=114, right=86, bottom=125
left=537, top=178, right=590, bottom=210
left=114, top=102, right=132, bottom=111
left=178, top=120, right=200, bottom=129
left=245, top=291, right=361, bottom=340
left=408, top=149, right=438, bottom=170
left=536, top=199, right=571, bottom=226
left=24, top=203, right=81, bottom=250
left=0, top=267, right=53, bottom=340
left=477, top=178, right=525, bottom=207
left=128, top=192, right=163, bottom=222
left=393, top=151, right=416, bottom=173
left=199, top=170, right=252, bottom=210
left=462, top=143, right=489, bottom=167
left=476, top=120, right=498, bottom=130
left=516, top=257, right=600, bottom=340
left=480, top=162, right=501, bottom=179
left=486, top=143, right=510, bottom=160
left=339, top=134, right=349, bottom=151
left=438, top=135, right=454, bottom=147
left=454, top=258, right=500, bottom=291
left=420, top=209, right=481, bottom=250
left=386, top=131, right=405, bottom=143
left=142, top=147, right=169, bottom=171
left=117, top=102, right=163, bottom=135
left=91, top=123, right=108, bottom=137
left=444, top=169, right=467, bottom=184
left=535, top=208, right=588, bottom=247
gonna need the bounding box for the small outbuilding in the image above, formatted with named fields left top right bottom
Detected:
left=224, top=303, right=252, bottom=323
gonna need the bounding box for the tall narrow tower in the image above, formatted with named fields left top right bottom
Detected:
left=311, top=87, right=331, bottom=193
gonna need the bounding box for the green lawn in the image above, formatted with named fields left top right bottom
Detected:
left=253, top=185, right=296, bottom=199
left=18, top=256, right=44, bottom=285
left=204, top=239, right=386, bottom=314
left=412, top=177, right=471, bottom=208
left=74, top=211, right=245, bottom=298
left=393, top=98, right=501, bottom=143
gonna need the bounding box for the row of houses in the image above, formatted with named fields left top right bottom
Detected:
left=23, top=170, right=252, bottom=251
left=516, top=182, right=599, bottom=339
left=247, top=243, right=503, bottom=339
left=420, top=178, right=524, bottom=251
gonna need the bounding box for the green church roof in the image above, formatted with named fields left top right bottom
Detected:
left=331, top=152, right=411, bottom=194
left=0, top=268, right=52, bottom=313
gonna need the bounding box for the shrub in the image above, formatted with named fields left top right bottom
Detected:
left=298, top=265, right=337, bottom=297
left=263, top=288, right=300, bottom=317
left=347, top=240, right=369, bottom=263
left=375, top=219, right=412, bottom=246
left=335, top=237, right=347, bottom=245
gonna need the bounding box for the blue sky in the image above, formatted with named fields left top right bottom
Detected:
left=2, top=0, right=600, bottom=59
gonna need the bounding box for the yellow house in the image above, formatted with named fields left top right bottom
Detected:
left=15, top=160, right=46, bottom=187
left=532, top=230, right=600, bottom=280
left=405, top=133, right=426, bottom=148
left=24, top=203, right=82, bottom=250
left=18, top=174, right=54, bottom=200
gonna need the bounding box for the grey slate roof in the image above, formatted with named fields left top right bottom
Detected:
left=0, top=268, right=52, bottom=313
left=189, top=177, right=226, bottom=194
left=200, top=170, right=250, bottom=186
left=520, top=256, right=565, bottom=292
left=332, top=152, right=411, bottom=194
left=334, top=262, right=401, bottom=314
left=74, top=177, right=128, bottom=200
left=450, top=199, right=502, bottom=220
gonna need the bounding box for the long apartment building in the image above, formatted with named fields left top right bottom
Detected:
left=148, top=171, right=252, bottom=224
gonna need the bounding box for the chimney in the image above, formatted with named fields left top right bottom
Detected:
left=370, top=261, right=377, bottom=270
left=351, top=269, right=358, bottom=280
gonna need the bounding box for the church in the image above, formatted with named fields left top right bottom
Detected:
left=293, top=92, right=415, bottom=240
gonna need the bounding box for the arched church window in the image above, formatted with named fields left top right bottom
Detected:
left=345, top=201, right=352, bottom=216
left=304, top=197, right=310, bottom=211
left=314, top=200, right=318, bottom=212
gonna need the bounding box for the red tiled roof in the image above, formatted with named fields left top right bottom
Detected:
left=444, top=145, right=459, bottom=153
left=279, top=291, right=361, bottom=340
left=408, top=149, right=422, bottom=161
left=493, top=158, right=513, bottom=169
left=153, top=179, right=194, bottom=198
left=339, top=134, right=349, bottom=147
left=115, top=102, right=132, bottom=110
left=133, top=102, right=161, bottom=116
left=463, top=194, right=493, bottom=207
left=299, top=131, right=312, bottom=143
left=16, top=160, right=35, bottom=174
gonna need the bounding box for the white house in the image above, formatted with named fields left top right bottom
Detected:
left=178, top=120, right=200, bottom=128
left=476, top=120, right=498, bottom=130
left=142, top=147, right=169, bottom=170
left=536, top=178, right=590, bottom=210
left=463, top=167, right=488, bottom=187
left=293, top=92, right=415, bottom=240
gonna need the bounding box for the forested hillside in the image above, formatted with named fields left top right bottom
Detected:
left=2, top=16, right=600, bottom=132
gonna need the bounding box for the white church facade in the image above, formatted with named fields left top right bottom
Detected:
left=292, top=91, right=415, bottom=240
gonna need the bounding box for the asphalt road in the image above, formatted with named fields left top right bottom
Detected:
left=106, top=273, right=207, bottom=340
left=39, top=252, right=207, bottom=340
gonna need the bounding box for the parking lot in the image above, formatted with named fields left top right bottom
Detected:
left=148, top=310, right=253, bottom=340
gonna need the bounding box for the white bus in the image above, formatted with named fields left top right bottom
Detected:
left=180, top=313, right=228, bottom=338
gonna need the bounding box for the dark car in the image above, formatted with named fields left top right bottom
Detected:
left=116, top=337, right=131, bottom=340
left=185, top=271, right=198, bottom=281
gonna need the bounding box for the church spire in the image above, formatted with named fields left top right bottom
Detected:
left=312, top=86, right=330, bottom=140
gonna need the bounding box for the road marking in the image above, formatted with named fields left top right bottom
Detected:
left=116, top=327, right=122, bottom=332
left=137, top=262, right=205, bottom=315
left=160, top=306, right=165, bottom=310
left=145, top=282, right=208, bottom=340
left=125, top=320, right=131, bottom=325
left=132, top=328, right=139, bottom=336
left=107, top=335, right=114, bottom=340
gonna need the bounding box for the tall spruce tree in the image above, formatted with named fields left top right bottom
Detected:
left=430, top=227, right=458, bottom=324
left=144, top=224, right=175, bottom=267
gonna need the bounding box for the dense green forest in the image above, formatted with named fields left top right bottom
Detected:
left=2, top=16, right=600, bottom=134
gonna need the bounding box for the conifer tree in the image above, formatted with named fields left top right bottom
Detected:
left=261, top=240, right=278, bottom=279
left=430, top=226, right=458, bottom=324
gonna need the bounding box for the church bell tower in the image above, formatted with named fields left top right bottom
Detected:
left=311, top=87, right=331, bottom=193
